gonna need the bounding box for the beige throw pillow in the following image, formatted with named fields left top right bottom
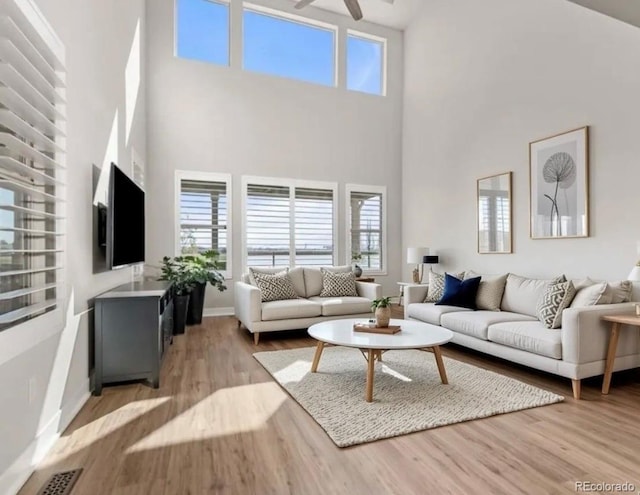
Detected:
left=424, top=271, right=465, bottom=303
left=570, top=282, right=608, bottom=308
left=605, top=280, right=632, bottom=304
left=465, top=271, right=507, bottom=311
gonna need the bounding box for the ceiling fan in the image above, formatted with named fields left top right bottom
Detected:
left=295, top=0, right=393, bottom=22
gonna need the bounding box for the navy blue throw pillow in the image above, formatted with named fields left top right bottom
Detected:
left=435, top=274, right=481, bottom=310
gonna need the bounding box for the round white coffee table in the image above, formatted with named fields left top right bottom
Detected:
left=308, top=318, right=453, bottom=402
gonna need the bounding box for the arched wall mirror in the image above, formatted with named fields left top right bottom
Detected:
left=477, top=172, right=512, bottom=254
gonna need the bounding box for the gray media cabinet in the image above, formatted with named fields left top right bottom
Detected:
left=94, top=280, right=173, bottom=395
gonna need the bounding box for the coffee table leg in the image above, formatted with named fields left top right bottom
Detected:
left=433, top=346, right=448, bottom=385
left=311, top=342, right=325, bottom=373
left=366, top=348, right=375, bottom=402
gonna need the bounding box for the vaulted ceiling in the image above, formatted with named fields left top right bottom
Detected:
left=567, top=0, right=640, bottom=29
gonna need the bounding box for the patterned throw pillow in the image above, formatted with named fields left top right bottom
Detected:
left=536, top=281, right=577, bottom=329
left=424, top=271, right=465, bottom=303
left=249, top=268, right=299, bottom=303
left=319, top=268, right=358, bottom=297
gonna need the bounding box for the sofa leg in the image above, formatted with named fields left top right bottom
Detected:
left=571, top=379, right=581, bottom=400
left=253, top=333, right=260, bottom=346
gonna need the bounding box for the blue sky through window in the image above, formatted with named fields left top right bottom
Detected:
left=176, top=0, right=229, bottom=65
left=243, top=9, right=335, bottom=87
left=347, top=35, right=383, bottom=95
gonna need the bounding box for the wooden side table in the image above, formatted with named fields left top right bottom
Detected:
left=600, top=314, right=640, bottom=394
left=356, top=277, right=375, bottom=283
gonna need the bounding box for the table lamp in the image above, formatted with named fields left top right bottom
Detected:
left=628, top=240, right=640, bottom=282
left=423, top=255, right=440, bottom=274
left=407, top=247, right=429, bottom=283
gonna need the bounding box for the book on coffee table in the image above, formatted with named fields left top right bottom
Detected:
left=353, top=323, right=401, bottom=335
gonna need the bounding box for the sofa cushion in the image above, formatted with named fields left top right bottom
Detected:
left=606, top=280, right=633, bottom=303
left=308, top=296, right=372, bottom=317
left=424, top=271, right=465, bottom=302
left=304, top=266, right=352, bottom=297
left=465, top=271, right=508, bottom=311
left=248, top=267, right=306, bottom=297
left=501, top=274, right=563, bottom=317
left=261, top=299, right=322, bottom=321
left=407, top=303, right=471, bottom=326
left=441, top=311, right=537, bottom=341
left=319, top=269, right=358, bottom=297
left=250, top=269, right=299, bottom=302
left=537, top=281, right=576, bottom=329
left=488, top=321, right=562, bottom=359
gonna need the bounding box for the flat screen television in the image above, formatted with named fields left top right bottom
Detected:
left=107, top=162, right=145, bottom=269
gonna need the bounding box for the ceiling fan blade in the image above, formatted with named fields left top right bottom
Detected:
left=344, top=0, right=363, bottom=20
left=294, top=0, right=316, bottom=9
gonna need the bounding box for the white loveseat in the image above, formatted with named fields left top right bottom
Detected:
left=404, top=275, right=640, bottom=399
left=235, top=267, right=382, bottom=344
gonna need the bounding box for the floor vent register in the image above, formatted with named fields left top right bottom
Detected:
left=36, top=469, right=83, bottom=495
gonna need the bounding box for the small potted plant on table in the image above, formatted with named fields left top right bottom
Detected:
left=371, top=297, right=392, bottom=328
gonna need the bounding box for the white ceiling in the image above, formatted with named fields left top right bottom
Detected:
left=300, top=0, right=425, bottom=30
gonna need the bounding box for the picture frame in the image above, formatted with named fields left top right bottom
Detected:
left=477, top=172, right=512, bottom=254
left=529, top=126, right=589, bottom=239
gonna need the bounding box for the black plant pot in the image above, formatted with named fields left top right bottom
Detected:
left=174, top=294, right=190, bottom=335
left=187, top=282, right=206, bottom=325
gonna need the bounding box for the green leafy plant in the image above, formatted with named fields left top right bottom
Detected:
left=371, top=297, right=392, bottom=311
left=159, top=250, right=227, bottom=296
left=351, top=251, right=363, bottom=263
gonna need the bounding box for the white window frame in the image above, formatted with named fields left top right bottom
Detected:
left=242, top=2, right=339, bottom=87
left=173, top=0, right=231, bottom=66
left=345, top=184, right=387, bottom=276
left=0, top=0, right=67, bottom=365
left=175, top=170, right=233, bottom=279
left=346, top=29, right=388, bottom=97
left=241, top=175, right=338, bottom=271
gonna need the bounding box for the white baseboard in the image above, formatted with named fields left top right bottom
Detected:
left=0, top=411, right=60, bottom=495
left=60, top=378, right=91, bottom=433
left=203, top=307, right=235, bottom=317
left=0, top=379, right=90, bottom=495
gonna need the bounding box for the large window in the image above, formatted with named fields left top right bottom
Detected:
left=176, top=0, right=230, bottom=66
left=0, top=1, right=66, bottom=332
left=244, top=178, right=336, bottom=268
left=176, top=172, right=231, bottom=276
left=347, top=31, right=386, bottom=96
left=243, top=6, right=336, bottom=87
left=346, top=184, right=386, bottom=274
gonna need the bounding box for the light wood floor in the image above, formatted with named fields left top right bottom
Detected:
left=20, top=307, right=640, bottom=495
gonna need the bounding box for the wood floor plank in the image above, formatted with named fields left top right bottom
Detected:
left=18, top=307, right=640, bottom=495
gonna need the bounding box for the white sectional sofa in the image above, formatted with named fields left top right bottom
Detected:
left=404, top=274, right=640, bottom=399
left=235, top=266, right=382, bottom=344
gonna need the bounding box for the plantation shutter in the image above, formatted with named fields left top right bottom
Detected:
left=349, top=191, right=382, bottom=271
left=294, top=187, right=334, bottom=266
left=0, top=1, right=66, bottom=330
left=246, top=184, right=291, bottom=268
left=179, top=179, right=228, bottom=270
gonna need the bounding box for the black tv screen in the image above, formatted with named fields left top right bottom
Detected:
left=108, top=163, right=145, bottom=269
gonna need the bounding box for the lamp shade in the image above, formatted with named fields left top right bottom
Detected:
left=423, top=255, right=439, bottom=264
left=407, top=247, right=429, bottom=264
left=628, top=266, right=640, bottom=282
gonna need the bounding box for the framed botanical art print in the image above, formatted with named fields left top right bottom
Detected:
left=529, top=126, right=589, bottom=239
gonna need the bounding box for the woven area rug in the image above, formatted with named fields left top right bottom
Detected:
left=253, top=346, right=564, bottom=447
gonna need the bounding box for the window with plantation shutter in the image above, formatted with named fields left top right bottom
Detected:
left=0, top=0, right=66, bottom=331
left=347, top=184, right=386, bottom=274
left=177, top=171, right=231, bottom=276
left=243, top=178, right=336, bottom=269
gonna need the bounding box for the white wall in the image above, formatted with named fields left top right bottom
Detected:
left=0, top=1, right=146, bottom=493
left=402, top=0, right=640, bottom=281
left=145, top=0, right=404, bottom=311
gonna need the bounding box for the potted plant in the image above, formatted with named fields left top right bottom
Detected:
left=159, top=256, right=194, bottom=334
left=371, top=297, right=392, bottom=328
left=182, top=250, right=227, bottom=325
left=351, top=251, right=363, bottom=278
